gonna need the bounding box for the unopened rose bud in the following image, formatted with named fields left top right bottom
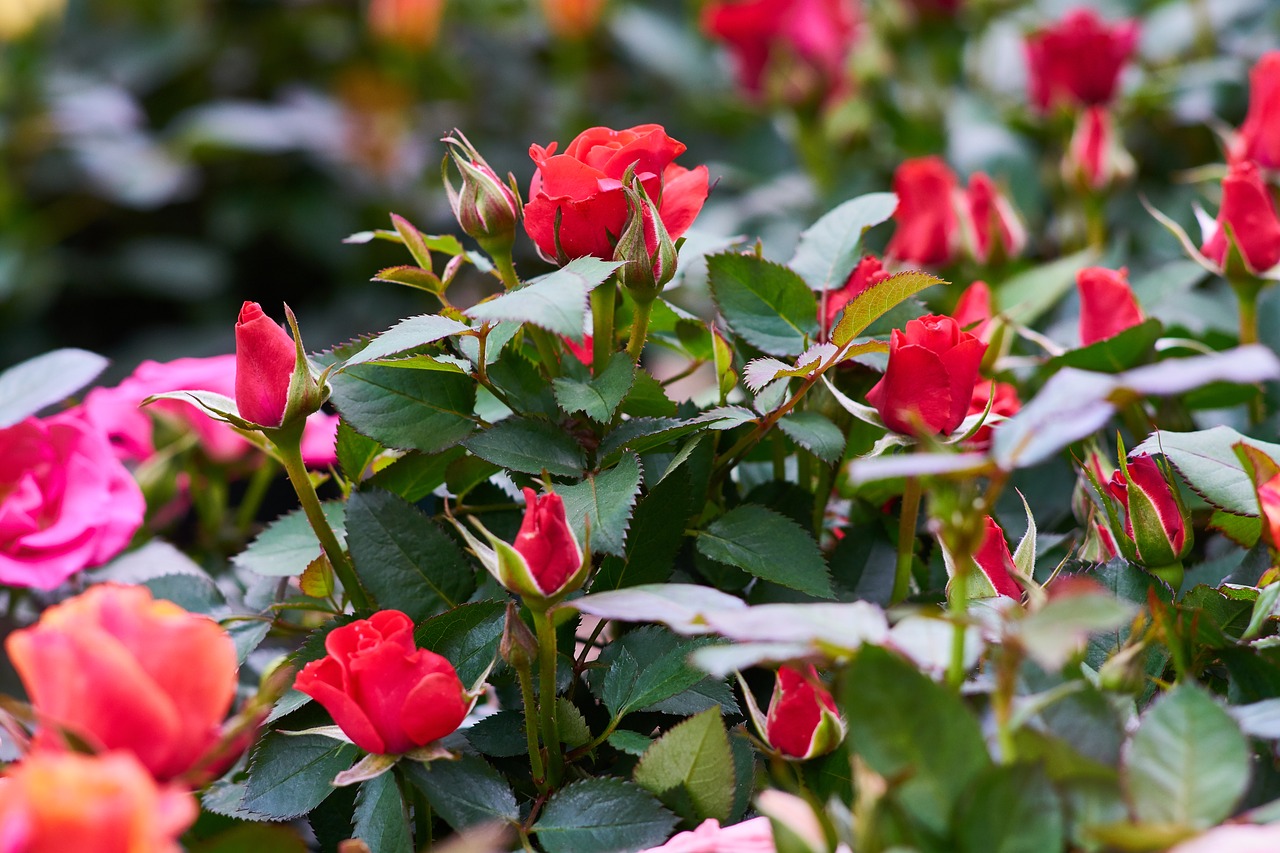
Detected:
left=1105, top=454, right=1192, bottom=573
left=234, top=302, right=323, bottom=430
left=1077, top=266, right=1143, bottom=346
left=960, top=172, right=1025, bottom=265
left=1201, top=160, right=1280, bottom=277
left=1063, top=106, right=1134, bottom=194
left=442, top=130, right=522, bottom=259
left=1230, top=52, right=1280, bottom=171
left=500, top=601, right=539, bottom=670
left=613, top=175, right=678, bottom=302
left=946, top=515, right=1022, bottom=600
left=759, top=665, right=845, bottom=760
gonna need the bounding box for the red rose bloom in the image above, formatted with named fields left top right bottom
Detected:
left=702, top=0, right=859, bottom=102
left=886, top=157, right=960, bottom=266
left=513, top=488, right=583, bottom=597
left=1077, top=266, right=1144, bottom=346
left=866, top=314, right=987, bottom=436
left=295, top=610, right=468, bottom=756
left=1024, top=9, right=1138, bottom=112
left=1201, top=159, right=1280, bottom=275
left=821, top=254, right=891, bottom=334
left=763, top=665, right=844, bottom=759
left=524, top=124, right=709, bottom=264
left=1232, top=52, right=1280, bottom=170
left=234, top=302, right=297, bottom=428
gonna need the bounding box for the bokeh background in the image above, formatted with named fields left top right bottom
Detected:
left=2, top=0, right=1277, bottom=381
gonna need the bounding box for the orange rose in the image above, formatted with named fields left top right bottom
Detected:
left=0, top=751, right=195, bottom=852
left=6, top=584, right=239, bottom=783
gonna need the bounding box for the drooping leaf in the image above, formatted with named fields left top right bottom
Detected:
left=707, top=253, right=818, bottom=356
left=633, top=708, right=734, bottom=824
left=558, top=453, right=643, bottom=557
left=533, top=778, right=677, bottom=853
left=697, top=505, right=833, bottom=598
left=463, top=417, right=586, bottom=477
left=0, top=348, right=109, bottom=428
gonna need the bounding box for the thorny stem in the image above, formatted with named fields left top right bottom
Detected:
left=532, top=608, right=565, bottom=787
left=626, top=297, right=654, bottom=363
left=710, top=372, right=825, bottom=485
left=515, top=653, right=547, bottom=790
left=891, top=478, right=922, bottom=605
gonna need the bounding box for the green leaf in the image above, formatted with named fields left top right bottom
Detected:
left=241, top=733, right=359, bottom=820
left=609, top=731, right=654, bottom=756
left=634, top=708, right=734, bottom=824
left=697, top=505, right=833, bottom=598
left=558, top=698, right=591, bottom=747
left=487, top=351, right=561, bottom=419
left=620, top=370, right=678, bottom=418
left=329, top=364, right=476, bottom=454
left=1124, top=684, right=1250, bottom=829
left=832, top=270, right=947, bottom=346
left=1046, top=318, right=1163, bottom=374
left=842, top=646, right=991, bottom=836
left=366, top=447, right=466, bottom=503
left=1000, top=248, right=1097, bottom=325
left=190, top=824, right=309, bottom=853
left=466, top=257, right=621, bottom=336
left=596, top=627, right=722, bottom=718
left=778, top=411, right=846, bottom=463
left=346, top=489, right=476, bottom=621
left=337, top=314, right=469, bottom=370
left=1244, top=582, right=1280, bottom=641
left=533, top=778, right=677, bottom=853
left=352, top=771, right=412, bottom=853
left=465, top=709, right=528, bottom=757
left=594, top=462, right=695, bottom=590
left=337, top=422, right=381, bottom=485
left=402, top=754, right=518, bottom=830
left=955, top=764, right=1065, bottom=853
left=371, top=265, right=443, bottom=294
left=414, top=600, right=506, bottom=686
left=552, top=352, right=636, bottom=422
left=463, top=417, right=586, bottom=477
left=790, top=192, right=898, bottom=292
left=558, top=453, right=643, bottom=557
left=1136, top=427, right=1280, bottom=516
left=707, top=253, right=818, bottom=356
left=232, top=503, right=346, bottom=578
left=0, top=348, right=108, bottom=428
left=1017, top=593, right=1137, bottom=671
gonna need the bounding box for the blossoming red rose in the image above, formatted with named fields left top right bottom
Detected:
left=1024, top=9, right=1137, bottom=112
left=763, top=665, right=844, bottom=759
left=867, top=314, right=987, bottom=436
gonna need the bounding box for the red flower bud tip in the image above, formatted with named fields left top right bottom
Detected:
left=294, top=610, right=468, bottom=755
left=514, top=488, right=584, bottom=597
left=970, top=516, right=1023, bottom=599
left=1064, top=106, right=1133, bottom=192
left=952, top=280, right=993, bottom=340
left=1077, top=266, right=1143, bottom=346
left=1201, top=160, right=1280, bottom=276
left=1258, top=472, right=1280, bottom=549
left=965, top=381, right=1020, bottom=451
left=564, top=334, right=593, bottom=368
left=822, top=254, right=890, bottom=334
left=764, top=665, right=845, bottom=760
left=1231, top=52, right=1280, bottom=171
left=540, top=0, right=606, bottom=40
left=1106, top=454, right=1191, bottom=568
left=866, top=314, right=987, bottom=437
left=886, top=157, right=960, bottom=266
left=701, top=0, right=859, bottom=105
left=234, top=301, right=298, bottom=427
left=525, top=125, right=708, bottom=265
left=368, top=0, right=445, bottom=50
left=1024, top=8, right=1138, bottom=112
left=961, top=173, right=1025, bottom=264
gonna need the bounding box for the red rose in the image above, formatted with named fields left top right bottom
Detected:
left=821, top=254, right=890, bottom=334
left=1201, top=159, right=1280, bottom=275
left=969, top=516, right=1022, bottom=599
left=885, top=157, right=960, bottom=266
left=1063, top=106, right=1133, bottom=192
left=965, top=381, right=1020, bottom=451
left=1077, top=266, right=1143, bottom=346
left=960, top=172, right=1025, bottom=264
left=1259, top=471, right=1280, bottom=549
left=1024, top=9, right=1138, bottom=112
left=1231, top=52, right=1280, bottom=170
left=6, top=584, right=239, bottom=783
left=701, top=0, right=859, bottom=103
left=1106, top=454, right=1191, bottom=568
left=234, top=302, right=297, bottom=427
left=524, top=125, right=709, bottom=264
left=513, top=488, right=584, bottom=598
left=295, top=610, right=469, bottom=755
left=763, top=665, right=844, bottom=759
left=866, top=314, right=987, bottom=436
left=0, top=751, right=196, bottom=853
left=952, top=280, right=993, bottom=340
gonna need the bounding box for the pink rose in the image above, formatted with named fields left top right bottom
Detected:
left=638, top=817, right=776, bottom=853
left=1169, top=824, right=1280, bottom=853
left=0, top=411, right=144, bottom=589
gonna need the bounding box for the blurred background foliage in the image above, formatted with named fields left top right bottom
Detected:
left=1, top=0, right=1277, bottom=380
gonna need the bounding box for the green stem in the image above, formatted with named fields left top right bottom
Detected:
left=946, top=553, right=971, bottom=691
left=278, top=437, right=371, bottom=611
left=591, top=284, right=616, bottom=374
left=1233, top=278, right=1261, bottom=346
left=891, top=478, right=922, bottom=605
left=532, top=608, right=564, bottom=787
left=993, top=644, right=1020, bottom=764
left=1082, top=193, right=1106, bottom=252
left=235, top=457, right=278, bottom=535
left=494, top=252, right=521, bottom=292
left=566, top=716, right=620, bottom=762
left=515, top=654, right=547, bottom=790
left=626, top=296, right=654, bottom=363
left=529, top=327, right=562, bottom=379
left=812, top=463, right=834, bottom=538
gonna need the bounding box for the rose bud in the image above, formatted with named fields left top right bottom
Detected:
left=965, top=381, right=1020, bottom=451
left=952, top=280, right=993, bottom=339
left=1230, top=52, right=1280, bottom=171
left=442, top=130, right=522, bottom=259
left=1074, top=448, right=1121, bottom=562
left=1063, top=106, right=1134, bottom=193
left=1259, top=472, right=1280, bottom=549
left=0, top=751, right=196, bottom=853
left=965, top=516, right=1023, bottom=599
left=1024, top=8, right=1138, bottom=112
left=886, top=157, right=960, bottom=267
left=760, top=665, right=845, bottom=760
left=540, top=0, right=606, bottom=40
left=1077, top=266, right=1144, bottom=346
left=1105, top=454, right=1192, bottom=570
left=613, top=174, right=678, bottom=302
left=1201, top=159, right=1280, bottom=276
left=368, top=0, right=445, bottom=51
left=294, top=610, right=469, bottom=756
left=524, top=124, right=708, bottom=265
left=235, top=301, right=323, bottom=429
left=0, top=411, right=144, bottom=590
left=563, top=334, right=593, bottom=368
left=821, top=254, right=890, bottom=337
left=6, top=584, right=239, bottom=783
left=866, top=314, right=987, bottom=437
left=701, top=0, right=859, bottom=105
left=960, top=172, right=1026, bottom=264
